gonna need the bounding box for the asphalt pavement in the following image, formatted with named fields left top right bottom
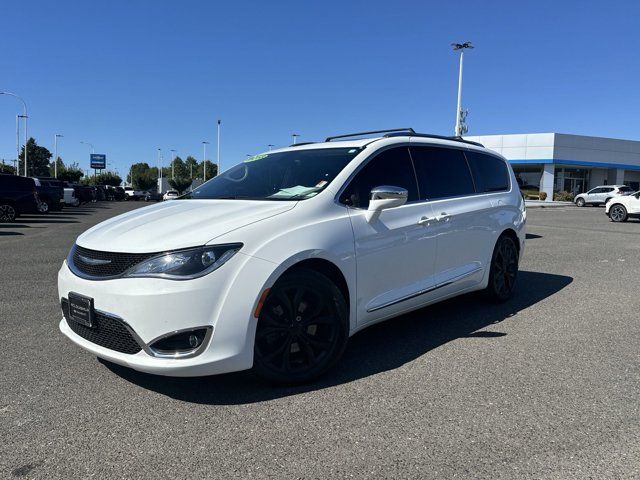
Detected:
left=1, top=202, right=638, bottom=479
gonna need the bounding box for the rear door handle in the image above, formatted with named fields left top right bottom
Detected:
left=417, top=216, right=433, bottom=225
left=436, top=212, right=451, bottom=222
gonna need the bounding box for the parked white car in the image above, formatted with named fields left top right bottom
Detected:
left=162, top=190, right=180, bottom=201
left=605, top=191, right=640, bottom=222
left=63, top=187, right=80, bottom=207
left=124, top=186, right=143, bottom=200
left=574, top=185, right=634, bottom=207
left=58, top=128, right=526, bottom=383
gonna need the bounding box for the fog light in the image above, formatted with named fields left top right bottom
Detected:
left=148, top=327, right=211, bottom=358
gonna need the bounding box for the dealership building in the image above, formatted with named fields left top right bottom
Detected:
left=464, top=133, right=640, bottom=200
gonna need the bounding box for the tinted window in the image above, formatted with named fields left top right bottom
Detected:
left=465, top=151, right=510, bottom=193
left=409, top=146, right=475, bottom=200
left=619, top=186, right=633, bottom=192
left=340, top=147, right=418, bottom=208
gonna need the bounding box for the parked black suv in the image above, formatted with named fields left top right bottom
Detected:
left=34, top=177, right=65, bottom=213
left=0, top=174, right=40, bottom=221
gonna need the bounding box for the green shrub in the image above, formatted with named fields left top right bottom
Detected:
left=553, top=191, right=574, bottom=202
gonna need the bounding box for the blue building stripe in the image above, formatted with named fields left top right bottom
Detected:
left=507, top=159, right=640, bottom=171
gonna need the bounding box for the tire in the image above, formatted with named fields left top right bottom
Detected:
left=253, top=269, right=349, bottom=384
left=609, top=204, right=628, bottom=222
left=37, top=201, right=49, bottom=214
left=0, top=204, right=17, bottom=222
left=486, top=235, right=519, bottom=302
left=575, top=197, right=585, bottom=207
left=72, top=198, right=80, bottom=207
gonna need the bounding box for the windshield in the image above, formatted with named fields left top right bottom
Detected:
left=187, top=147, right=361, bottom=201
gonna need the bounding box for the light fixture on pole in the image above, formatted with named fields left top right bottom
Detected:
left=292, top=133, right=299, bottom=145
left=216, top=119, right=221, bottom=175
left=202, top=141, right=210, bottom=181
left=54, top=134, right=63, bottom=178
left=268, top=144, right=274, bottom=151
left=0, top=92, right=28, bottom=176
left=157, top=148, right=163, bottom=193
left=451, top=41, right=473, bottom=137
left=170, top=149, right=176, bottom=180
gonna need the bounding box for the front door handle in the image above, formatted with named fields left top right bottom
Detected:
left=417, top=216, right=433, bottom=225
left=436, top=212, right=451, bottom=222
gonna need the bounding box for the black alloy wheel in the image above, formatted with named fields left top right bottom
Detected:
left=487, top=235, right=519, bottom=302
left=253, top=269, right=348, bottom=384
left=609, top=204, right=628, bottom=223
left=0, top=204, right=17, bottom=222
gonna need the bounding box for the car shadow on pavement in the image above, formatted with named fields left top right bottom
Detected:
left=101, top=270, right=572, bottom=404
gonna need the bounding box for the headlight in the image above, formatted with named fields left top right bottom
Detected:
left=123, top=244, right=242, bottom=280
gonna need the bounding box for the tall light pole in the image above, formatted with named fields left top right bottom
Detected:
left=292, top=133, right=299, bottom=145
left=202, top=141, right=210, bottom=181
left=170, top=149, right=176, bottom=180
left=54, top=134, right=63, bottom=178
left=157, top=148, right=163, bottom=193
left=216, top=119, right=221, bottom=175
left=451, top=41, right=473, bottom=137
left=0, top=92, right=28, bottom=176
left=268, top=144, right=274, bottom=151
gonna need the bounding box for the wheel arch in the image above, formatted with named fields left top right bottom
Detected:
left=499, top=227, right=521, bottom=255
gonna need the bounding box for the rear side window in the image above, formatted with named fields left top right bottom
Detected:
left=340, top=147, right=419, bottom=208
left=619, top=186, right=633, bottom=192
left=409, top=146, right=475, bottom=200
left=465, top=151, right=510, bottom=193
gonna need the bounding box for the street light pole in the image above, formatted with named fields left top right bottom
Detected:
left=54, top=134, right=63, bottom=178
left=157, top=148, right=163, bottom=193
left=202, top=141, right=210, bottom=181
left=216, top=119, right=221, bottom=175
left=451, top=41, right=473, bottom=137
left=80, top=141, right=95, bottom=182
left=292, top=133, right=299, bottom=145
left=0, top=92, right=28, bottom=176
left=268, top=144, right=274, bottom=151
left=170, top=149, right=176, bottom=180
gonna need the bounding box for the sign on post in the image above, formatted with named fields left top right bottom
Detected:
left=90, top=154, right=106, bottom=169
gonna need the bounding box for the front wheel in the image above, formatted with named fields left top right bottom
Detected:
left=0, top=204, right=17, bottom=222
left=253, top=269, right=349, bottom=384
left=575, top=197, right=586, bottom=207
left=37, top=201, right=49, bottom=214
left=609, top=204, right=628, bottom=222
left=486, top=235, right=519, bottom=302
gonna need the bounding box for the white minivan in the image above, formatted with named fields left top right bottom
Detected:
left=58, top=129, right=526, bottom=383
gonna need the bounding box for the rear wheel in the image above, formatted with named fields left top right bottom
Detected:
left=575, top=197, right=585, bottom=207
left=0, top=204, right=17, bottom=222
left=609, top=204, right=628, bottom=222
left=253, top=269, right=348, bottom=384
left=486, top=235, right=519, bottom=302
left=37, top=201, right=49, bottom=214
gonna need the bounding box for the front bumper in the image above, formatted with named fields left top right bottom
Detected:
left=57, top=252, right=277, bottom=377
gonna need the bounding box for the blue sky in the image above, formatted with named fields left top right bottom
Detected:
left=1, top=0, right=639, bottom=177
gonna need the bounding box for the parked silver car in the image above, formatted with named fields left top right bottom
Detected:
left=574, top=185, right=634, bottom=207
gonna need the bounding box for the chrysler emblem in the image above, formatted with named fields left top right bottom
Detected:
left=77, top=255, right=112, bottom=266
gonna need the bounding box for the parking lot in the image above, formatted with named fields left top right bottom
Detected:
left=1, top=203, right=638, bottom=479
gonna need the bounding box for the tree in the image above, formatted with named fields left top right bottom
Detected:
left=18, top=137, right=52, bottom=177
left=96, top=172, right=122, bottom=186
left=0, top=162, right=16, bottom=174
left=128, top=162, right=158, bottom=191
left=58, top=162, right=84, bottom=183
left=169, top=177, right=193, bottom=193
left=185, top=156, right=198, bottom=179
left=198, top=160, right=218, bottom=181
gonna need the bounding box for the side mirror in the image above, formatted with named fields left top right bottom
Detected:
left=365, top=185, right=408, bottom=222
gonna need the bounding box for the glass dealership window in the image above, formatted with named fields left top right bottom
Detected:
left=512, top=166, right=542, bottom=191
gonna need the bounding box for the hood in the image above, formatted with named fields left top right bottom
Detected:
left=76, top=200, right=296, bottom=253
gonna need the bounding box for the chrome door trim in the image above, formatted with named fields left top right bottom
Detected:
left=366, top=266, right=483, bottom=313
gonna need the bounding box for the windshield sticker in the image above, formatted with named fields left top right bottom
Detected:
left=244, top=153, right=268, bottom=163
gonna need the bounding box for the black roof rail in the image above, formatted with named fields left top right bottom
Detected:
left=325, top=128, right=415, bottom=142
left=384, top=131, right=484, bottom=147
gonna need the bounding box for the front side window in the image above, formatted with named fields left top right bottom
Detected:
left=188, top=147, right=361, bottom=201
left=410, top=146, right=475, bottom=200
left=465, top=151, right=510, bottom=193
left=340, top=147, right=419, bottom=208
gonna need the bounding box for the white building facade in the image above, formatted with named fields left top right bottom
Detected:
left=465, top=133, right=640, bottom=201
